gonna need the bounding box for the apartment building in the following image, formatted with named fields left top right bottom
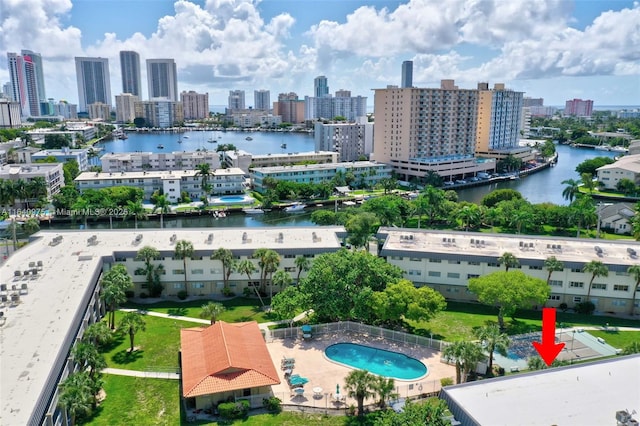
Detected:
left=31, top=147, right=90, bottom=171
left=100, top=151, right=221, bottom=173
left=75, top=167, right=244, bottom=202
left=134, top=99, right=184, bottom=128
left=314, top=117, right=373, bottom=162
left=597, top=154, right=640, bottom=190
left=181, top=90, right=209, bottom=120
left=115, top=93, right=139, bottom=123
left=88, top=102, right=111, bottom=121
left=222, top=149, right=339, bottom=174
left=273, top=92, right=305, bottom=124
left=250, top=161, right=392, bottom=193
left=0, top=163, right=64, bottom=200
left=564, top=98, right=593, bottom=117
left=0, top=99, right=21, bottom=128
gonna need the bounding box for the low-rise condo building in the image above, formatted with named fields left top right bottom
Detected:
left=100, top=150, right=221, bottom=172
left=596, top=154, right=640, bottom=190
left=31, top=147, right=90, bottom=171
left=0, top=163, right=64, bottom=202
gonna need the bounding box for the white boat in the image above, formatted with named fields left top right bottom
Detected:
left=207, top=138, right=217, bottom=143
left=284, top=202, right=306, bottom=213
left=183, top=135, right=190, bottom=139
left=245, top=136, right=253, bottom=141
left=594, top=145, right=611, bottom=151
left=243, top=208, right=264, bottom=214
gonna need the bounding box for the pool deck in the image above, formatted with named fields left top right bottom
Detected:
left=265, top=333, right=455, bottom=408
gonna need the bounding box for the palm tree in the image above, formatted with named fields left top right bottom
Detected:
left=100, top=265, right=133, bottom=329
left=199, top=301, right=226, bottom=324
left=125, top=200, right=147, bottom=228
left=152, top=194, right=171, bottom=229
left=174, top=240, right=194, bottom=296
left=253, top=248, right=280, bottom=300
left=72, top=342, right=106, bottom=380
left=58, top=373, right=94, bottom=425
left=628, top=265, right=640, bottom=315
left=271, top=269, right=292, bottom=292
left=622, top=341, right=640, bottom=355
left=442, top=341, right=485, bottom=384
left=235, top=259, right=264, bottom=307
left=510, top=209, right=533, bottom=234
left=294, top=256, right=311, bottom=284
left=561, top=179, right=581, bottom=203
left=211, top=248, right=234, bottom=293
left=498, top=252, right=519, bottom=271
left=344, top=369, right=376, bottom=417
left=82, top=321, right=113, bottom=348
left=581, top=172, right=596, bottom=193
left=583, top=260, right=609, bottom=300
left=22, top=217, right=40, bottom=235
left=456, top=204, right=481, bottom=232
left=474, top=324, right=510, bottom=373
left=544, top=256, right=564, bottom=285
left=195, top=163, right=213, bottom=196
left=26, top=176, right=48, bottom=206
left=135, top=246, right=163, bottom=297
left=118, top=311, right=146, bottom=352
left=373, top=376, right=397, bottom=409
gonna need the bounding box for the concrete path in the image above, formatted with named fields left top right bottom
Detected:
left=120, top=308, right=209, bottom=324
left=103, top=367, right=180, bottom=380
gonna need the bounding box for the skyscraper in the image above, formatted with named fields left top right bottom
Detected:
left=7, top=51, right=45, bottom=117
left=146, top=59, right=178, bottom=101
left=181, top=90, right=209, bottom=119
left=475, top=83, right=523, bottom=152
left=228, top=90, right=245, bottom=110
left=75, top=57, right=112, bottom=112
left=254, top=90, right=270, bottom=110
left=120, top=51, right=142, bottom=97
left=401, top=60, right=413, bottom=88
left=564, top=99, right=593, bottom=117
left=314, top=76, right=329, bottom=97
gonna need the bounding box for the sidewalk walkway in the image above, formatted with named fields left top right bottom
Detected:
left=103, top=367, right=180, bottom=380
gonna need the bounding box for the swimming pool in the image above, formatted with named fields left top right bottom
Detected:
left=209, top=195, right=254, bottom=205
left=325, top=343, right=427, bottom=380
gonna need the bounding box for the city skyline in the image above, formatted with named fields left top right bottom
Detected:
left=0, top=0, right=639, bottom=107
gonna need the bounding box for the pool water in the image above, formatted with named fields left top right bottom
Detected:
left=209, top=195, right=254, bottom=205
left=325, top=343, right=427, bottom=380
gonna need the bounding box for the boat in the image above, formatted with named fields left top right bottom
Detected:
left=183, top=135, right=190, bottom=139
left=177, top=139, right=182, bottom=143
left=157, top=144, right=164, bottom=149
left=594, top=145, right=611, bottom=151
left=281, top=143, right=287, bottom=149
left=243, top=208, right=265, bottom=214
left=245, top=136, right=253, bottom=141
left=118, top=133, right=128, bottom=140
left=284, top=202, right=306, bottom=213
left=207, top=138, right=217, bottom=144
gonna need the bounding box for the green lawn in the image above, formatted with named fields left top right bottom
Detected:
left=101, top=312, right=198, bottom=370
left=407, top=301, right=640, bottom=341
left=588, top=330, right=640, bottom=349
left=83, top=375, right=180, bottom=426
left=124, top=297, right=275, bottom=324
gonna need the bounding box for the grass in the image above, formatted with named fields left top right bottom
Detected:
left=123, top=297, right=275, bottom=324
left=588, top=330, right=640, bottom=349
left=83, top=375, right=180, bottom=426
left=100, top=311, right=196, bottom=370
left=407, top=301, right=640, bottom=341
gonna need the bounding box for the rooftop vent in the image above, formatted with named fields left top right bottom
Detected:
left=595, top=246, right=603, bottom=255
left=207, top=233, right=213, bottom=243
left=170, top=233, right=177, bottom=243
left=135, top=234, right=143, bottom=242
left=628, top=248, right=637, bottom=257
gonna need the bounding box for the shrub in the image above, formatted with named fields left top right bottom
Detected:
left=177, top=290, right=188, bottom=300
left=139, top=292, right=148, bottom=299
left=125, top=290, right=134, bottom=298
left=218, top=400, right=250, bottom=420
left=262, top=396, right=282, bottom=413
left=575, top=301, right=595, bottom=315
left=440, top=377, right=454, bottom=387
left=222, top=287, right=235, bottom=297
left=559, top=302, right=568, bottom=312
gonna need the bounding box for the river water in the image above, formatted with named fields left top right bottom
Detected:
left=66, top=135, right=617, bottom=230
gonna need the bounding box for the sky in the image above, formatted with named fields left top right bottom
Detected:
left=1, top=0, right=639, bottom=108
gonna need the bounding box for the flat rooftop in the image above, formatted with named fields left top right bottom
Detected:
left=0, top=227, right=343, bottom=425
left=440, top=354, right=640, bottom=426
left=75, top=167, right=245, bottom=181
left=379, top=228, right=639, bottom=268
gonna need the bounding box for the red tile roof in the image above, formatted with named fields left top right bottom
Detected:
left=180, top=321, right=280, bottom=397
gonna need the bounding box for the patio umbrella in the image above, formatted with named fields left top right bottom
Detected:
left=336, top=384, right=340, bottom=395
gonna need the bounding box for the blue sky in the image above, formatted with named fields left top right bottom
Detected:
left=1, top=0, right=639, bottom=107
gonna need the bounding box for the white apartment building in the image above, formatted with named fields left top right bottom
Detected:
left=134, top=99, right=184, bottom=128
left=147, top=59, right=178, bottom=101
left=75, top=167, right=245, bottom=202
left=31, top=147, right=90, bottom=171
left=228, top=90, right=245, bottom=110
left=115, top=93, right=139, bottom=123
left=88, top=102, right=111, bottom=121
left=55, top=100, right=78, bottom=120
left=222, top=150, right=339, bottom=174
left=0, top=163, right=64, bottom=202
left=227, top=109, right=282, bottom=128
left=597, top=154, right=640, bottom=190
left=314, top=117, right=373, bottom=162
left=181, top=90, right=209, bottom=120
left=0, top=99, right=21, bottom=128
left=250, top=161, right=392, bottom=193
left=378, top=227, right=640, bottom=314
left=304, top=92, right=367, bottom=122
left=100, top=150, right=221, bottom=172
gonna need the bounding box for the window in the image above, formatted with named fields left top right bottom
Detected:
left=614, top=285, right=629, bottom=291
left=410, top=257, right=421, bottom=262
left=616, top=271, right=629, bottom=276
left=192, top=283, right=204, bottom=289
left=548, top=295, right=561, bottom=301
left=210, top=268, right=222, bottom=274
left=569, top=281, right=584, bottom=288
left=172, top=269, right=185, bottom=275
left=428, top=271, right=441, bottom=277
left=467, top=274, right=480, bottom=279
left=611, top=300, right=627, bottom=307
left=468, top=261, right=480, bottom=266
left=429, top=258, right=441, bottom=263
left=529, top=265, right=543, bottom=270
left=488, top=262, right=499, bottom=267
left=191, top=269, right=204, bottom=275
left=303, top=254, right=314, bottom=258
left=549, top=280, right=563, bottom=287
left=408, top=269, right=422, bottom=276
left=448, top=260, right=461, bottom=265
left=573, top=296, right=582, bottom=303
left=447, top=272, right=460, bottom=279
left=284, top=254, right=295, bottom=259
left=173, top=283, right=183, bottom=289
left=114, top=256, right=127, bottom=262
left=134, top=269, right=145, bottom=276
left=571, top=268, right=581, bottom=273
left=592, top=283, right=606, bottom=290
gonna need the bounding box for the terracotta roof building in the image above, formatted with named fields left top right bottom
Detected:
left=180, top=321, right=280, bottom=410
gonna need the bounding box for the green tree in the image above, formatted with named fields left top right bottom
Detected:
left=125, top=200, right=147, bottom=228
left=135, top=246, right=164, bottom=297
left=378, top=177, right=397, bottom=194
left=373, top=376, right=397, bottom=409
left=52, top=185, right=79, bottom=210
left=199, top=302, right=226, bottom=324
left=212, top=248, right=235, bottom=293
left=581, top=172, right=596, bottom=193
left=575, top=156, right=615, bottom=176
left=481, top=189, right=523, bottom=208
left=63, top=160, right=80, bottom=185
left=442, top=341, right=484, bottom=384
left=371, top=279, right=446, bottom=326
left=628, top=265, right=640, bottom=316
left=455, top=203, right=482, bottom=231
left=561, top=179, right=581, bottom=203
left=544, top=256, right=564, bottom=285
left=497, top=252, right=519, bottom=272
left=82, top=321, right=113, bottom=348
left=622, top=341, right=640, bottom=355
left=345, top=211, right=378, bottom=249
left=152, top=193, right=171, bottom=229
left=310, top=209, right=337, bottom=225
left=118, top=311, right=146, bottom=352
left=100, top=264, right=133, bottom=329
left=294, top=255, right=311, bottom=284
left=57, top=372, right=94, bottom=425
left=195, top=163, right=213, bottom=195
left=417, top=186, right=446, bottom=226
left=72, top=342, right=106, bottom=380
left=468, top=271, right=550, bottom=330
left=344, top=369, right=376, bottom=417
left=43, top=133, right=71, bottom=149
left=271, top=285, right=307, bottom=327
left=616, top=178, right=637, bottom=195
left=253, top=248, right=280, bottom=300
left=22, top=217, right=40, bottom=235
left=174, top=240, right=194, bottom=296
left=236, top=259, right=264, bottom=307
left=374, top=399, right=450, bottom=426
left=271, top=269, right=292, bottom=291
left=474, top=324, right=510, bottom=373
left=583, top=260, right=609, bottom=300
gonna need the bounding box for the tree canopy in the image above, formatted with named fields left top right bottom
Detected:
left=575, top=156, right=615, bottom=177
left=370, top=280, right=446, bottom=326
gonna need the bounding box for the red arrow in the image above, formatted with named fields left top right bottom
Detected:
left=532, top=308, right=565, bottom=366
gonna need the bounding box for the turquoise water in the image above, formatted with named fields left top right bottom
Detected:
left=325, top=343, right=427, bottom=380
left=218, top=196, right=246, bottom=202
left=209, top=195, right=254, bottom=205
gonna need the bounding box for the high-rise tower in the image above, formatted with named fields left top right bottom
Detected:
left=228, top=90, right=245, bottom=110
left=75, top=57, right=112, bottom=112
left=7, top=51, right=45, bottom=117
left=314, top=76, right=329, bottom=98
left=254, top=89, right=270, bottom=110
left=146, top=59, right=178, bottom=101
left=401, top=60, right=413, bottom=88
left=120, top=51, right=141, bottom=97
